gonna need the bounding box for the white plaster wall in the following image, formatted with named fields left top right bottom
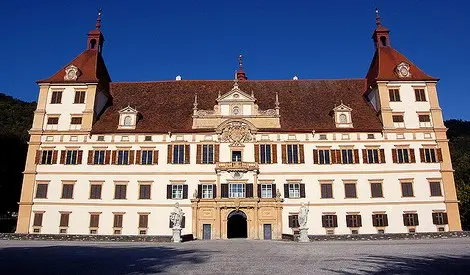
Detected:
left=44, top=86, right=88, bottom=131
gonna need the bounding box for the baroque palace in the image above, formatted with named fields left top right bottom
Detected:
left=16, top=10, right=462, bottom=240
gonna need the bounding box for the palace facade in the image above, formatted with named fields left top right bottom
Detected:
left=16, top=11, right=462, bottom=239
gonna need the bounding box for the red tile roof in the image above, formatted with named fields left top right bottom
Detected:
left=91, top=79, right=383, bottom=134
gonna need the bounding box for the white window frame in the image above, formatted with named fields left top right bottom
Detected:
left=172, top=184, right=183, bottom=199
left=289, top=183, right=300, bottom=198
left=261, top=184, right=273, bottom=198
left=229, top=183, right=245, bottom=198
left=202, top=184, right=213, bottom=199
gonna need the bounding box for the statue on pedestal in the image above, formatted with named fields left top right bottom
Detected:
left=170, top=202, right=185, bottom=242
left=298, top=203, right=310, bottom=242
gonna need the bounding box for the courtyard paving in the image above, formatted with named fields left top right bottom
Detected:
left=0, top=238, right=469, bottom=274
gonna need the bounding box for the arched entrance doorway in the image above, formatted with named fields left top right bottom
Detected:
left=227, top=210, right=247, bottom=238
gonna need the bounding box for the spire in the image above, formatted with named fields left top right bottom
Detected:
left=238, top=55, right=243, bottom=71
left=87, top=9, right=105, bottom=52
left=371, top=8, right=390, bottom=49
left=96, top=9, right=102, bottom=30
left=275, top=92, right=280, bottom=115
left=236, top=54, right=247, bottom=81
left=193, top=93, right=198, bottom=115
left=375, top=8, right=381, bottom=26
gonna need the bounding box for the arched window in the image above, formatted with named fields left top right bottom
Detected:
left=339, top=114, right=347, bottom=123
left=380, top=36, right=387, bottom=47
left=90, top=39, right=97, bottom=49
left=124, top=116, right=132, bottom=126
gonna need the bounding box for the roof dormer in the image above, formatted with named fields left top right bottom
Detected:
left=333, top=102, right=353, bottom=128
left=118, top=106, right=138, bottom=130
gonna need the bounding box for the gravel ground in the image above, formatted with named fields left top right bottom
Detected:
left=0, top=238, right=469, bottom=274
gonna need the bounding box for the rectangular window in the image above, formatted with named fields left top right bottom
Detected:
left=113, top=214, right=123, bottom=228
left=232, top=150, right=242, bottom=162
left=341, top=149, right=354, bottom=164
left=61, top=184, right=74, bottom=199
left=401, top=182, right=414, bottom=197
left=397, top=148, right=410, bottom=163
left=173, top=145, right=185, bottom=164
left=288, top=183, right=300, bottom=198
left=202, top=144, right=214, bottom=164
left=172, top=184, right=184, bottom=199
left=344, top=183, right=357, bottom=198
left=35, top=183, right=48, bottom=199
left=202, top=184, right=214, bottom=199
left=260, top=144, right=272, bottom=164
left=287, top=144, right=299, bottom=164
left=74, top=91, right=86, bottom=104
left=60, top=213, right=70, bottom=227
left=367, top=149, right=380, bottom=164
left=392, top=115, right=404, bottom=122
left=229, top=183, right=245, bottom=198
left=415, top=89, right=426, bottom=102
left=139, top=184, right=151, bottom=199
left=288, top=214, right=300, bottom=228
left=33, top=213, right=43, bottom=227
left=370, top=182, right=383, bottom=198
left=117, top=150, right=130, bottom=165
left=319, top=150, right=331, bottom=164
left=403, top=213, right=419, bottom=226
left=430, top=182, right=442, bottom=196
left=50, top=91, right=62, bottom=104
left=90, top=184, right=102, bottom=199
left=40, top=150, right=54, bottom=164
left=322, top=215, right=338, bottom=228
left=70, top=117, right=82, bottom=125
left=423, top=148, right=437, bottom=163
left=261, top=184, right=273, bottom=198
left=47, top=117, right=59, bottom=125
left=346, top=215, right=362, bottom=227
left=65, top=150, right=79, bottom=165
left=372, top=214, right=388, bottom=227
left=141, top=150, right=153, bottom=165
left=419, top=114, right=432, bottom=127
left=89, top=214, right=100, bottom=228
left=389, top=89, right=400, bottom=102
left=432, top=212, right=448, bottom=225
left=93, top=150, right=105, bottom=165
left=114, top=184, right=127, bottom=199
left=139, top=214, right=149, bottom=228
left=321, top=183, right=333, bottom=199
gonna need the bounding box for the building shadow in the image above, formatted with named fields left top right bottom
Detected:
left=322, top=254, right=470, bottom=275
left=0, top=244, right=210, bottom=274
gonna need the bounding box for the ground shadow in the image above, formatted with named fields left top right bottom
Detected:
left=323, top=254, right=470, bottom=275
left=0, top=244, right=210, bottom=274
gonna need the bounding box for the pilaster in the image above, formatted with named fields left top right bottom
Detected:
left=82, top=84, right=98, bottom=131
left=377, top=82, right=394, bottom=129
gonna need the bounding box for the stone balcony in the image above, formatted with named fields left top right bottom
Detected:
left=215, top=162, right=259, bottom=173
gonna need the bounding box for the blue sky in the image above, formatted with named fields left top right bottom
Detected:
left=1, top=0, right=469, bottom=119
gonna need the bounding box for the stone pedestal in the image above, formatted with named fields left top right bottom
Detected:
left=299, top=228, right=309, bottom=242
left=172, top=228, right=182, bottom=243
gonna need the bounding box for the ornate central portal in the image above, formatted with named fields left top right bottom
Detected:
left=227, top=210, right=247, bottom=238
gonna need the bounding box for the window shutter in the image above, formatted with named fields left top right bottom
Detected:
left=346, top=215, right=352, bottom=227
left=288, top=216, right=294, bottom=228
left=333, top=215, right=338, bottom=227
left=402, top=214, right=407, bottom=226
left=246, top=183, right=253, bottom=198
left=383, top=214, right=389, bottom=226
left=166, top=185, right=172, bottom=199
left=60, top=150, right=66, bottom=164
left=413, top=214, right=419, bottom=226
left=272, top=184, right=276, bottom=198
left=336, top=150, right=342, bottom=164
left=419, top=148, right=425, bottom=163
left=313, top=150, right=319, bottom=164
left=153, top=150, right=159, bottom=164
left=35, top=150, right=41, bottom=164
left=331, top=150, right=337, bottom=164
left=380, top=149, right=386, bottom=163
left=184, top=144, right=190, bottom=164
left=443, top=213, right=448, bottom=224
left=281, top=144, right=287, bottom=164
left=300, top=184, right=306, bottom=198
left=284, top=184, right=289, bottom=198
left=212, top=185, right=216, bottom=198
left=257, top=184, right=261, bottom=198
left=362, top=149, right=368, bottom=164
left=105, top=150, right=111, bottom=164
left=372, top=215, right=378, bottom=227
left=353, top=149, right=359, bottom=164
left=254, top=144, right=260, bottom=163
left=392, top=149, right=397, bottom=163
left=299, top=144, right=305, bottom=164
left=410, top=149, right=416, bottom=163
left=111, top=150, right=117, bottom=164
left=321, top=215, right=327, bottom=227
left=167, top=145, right=172, bottom=164
left=432, top=213, right=438, bottom=225
left=214, top=144, right=220, bottom=163
left=136, top=150, right=141, bottom=165
left=197, top=185, right=202, bottom=199
left=53, top=151, right=58, bottom=164
left=437, top=148, right=443, bottom=162
left=87, top=150, right=93, bottom=165
left=221, top=184, right=228, bottom=198
left=182, top=185, right=188, bottom=199
left=129, top=150, right=134, bottom=164
left=196, top=145, right=202, bottom=164
left=77, top=150, right=83, bottom=164
left=358, top=215, right=362, bottom=227
left=272, top=144, right=277, bottom=164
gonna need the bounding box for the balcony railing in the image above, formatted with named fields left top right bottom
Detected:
left=216, top=161, right=259, bottom=172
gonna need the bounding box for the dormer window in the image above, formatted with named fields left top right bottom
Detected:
left=118, top=106, right=138, bottom=130
left=333, top=103, right=353, bottom=128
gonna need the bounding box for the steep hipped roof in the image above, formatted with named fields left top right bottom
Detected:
left=91, top=79, right=383, bottom=134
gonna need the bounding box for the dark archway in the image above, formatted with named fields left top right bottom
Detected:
left=227, top=211, right=247, bottom=238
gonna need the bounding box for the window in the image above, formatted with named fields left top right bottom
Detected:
left=341, top=149, right=354, bottom=164
left=33, top=213, right=43, bottom=227
left=429, top=182, right=442, bottom=196
left=367, top=134, right=375, bottom=139
left=288, top=183, right=300, bottom=198
left=50, top=91, right=62, bottom=104
left=232, top=150, right=242, bottom=162
left=422, top=148, right=438, bottom=163
left=40, top=150, right=54, bottom=164
left=319, top=150, right=331, bottom=164
left=47, top=117, right=59, bottom=125
left=288, top=214, right=300, bottom=228
left=65, top=150, right=79, bottom=165
left=346, top=215, right=362, bottom=227
left=117, top=150, right=130, bottom=165
left=319, top=134, right=327, bottom=140
left=139, top=214, right=149, bottom=228
left=370, top=182, right=383, bottom=198
left=97, top=136, right=105, bottom=141
left=124, top=116, right=132, bottom=126
left=60, top=213, right=70, bottom=227
left=372, top=214, right=388, bottom=227
left=389, top=89, right=400, bottom=102
left=321, top=183, right=333, bottom=199
left=202, top=184, right=214, bottom=199
left=93, top=150, right=105, bottom=165
left=367, top=149, right=380, bottom=164
left=74, top=91, right=86, bottom=103
left=401, top=182, right=414, bottom=197
left=287, top=144, right=299, bottom=164
left=139, top=184, right=151, bottom=199
left=432, top=212, right=448, bottom=225
left=172, top=184, right=184, bottom=199
left=113, top=214, right=123, bottom=228
left=260, top=144, right=272, bottom=164
left=144, top=135, right=152, bottom=141
left=61, top=184, right=74, bottom=199
left=89, top=214, right=100, bottom=228
left=415, top=89, right=426, bottom=102
left=419, top=115, right=432, bottom=127
left=172, top=145, right=185, bottom=164
left=403, top=213, right=419, bottom=226
left=339, top=114, right=347, bottom=123
left=202, top=145, right=214, bottom=164
left=35, top=183, right=48, bottom=199
left=261, top=184, right=273, bottom=198
left=229, top=183, right=245, bottom=198
left=114, top=184, right=127, bottom=199
left=71, top=117, right=82, bottom=125
left=322, top=215, right=338, bottom=228
left=392, top=114, right=405, bottom=128
left=90, top=184, right=102, bottom=199
left=141, top=150, right=153, bottom=165
left=344, top=183, right=357, bottom=198
left=395, top=148, right=413, bottom=163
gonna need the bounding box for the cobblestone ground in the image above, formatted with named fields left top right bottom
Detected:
left=0, top=238, right=469, bottom=274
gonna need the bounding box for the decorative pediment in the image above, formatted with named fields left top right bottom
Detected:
left=217, top=82, right=255, bottom=103
left=333, top=102, right=353, bottom=128
left=217, top=120, right=256, bottom=146
left=118, top=106, right=138, bottom=130
left=64, top=64, right=81, bottom=81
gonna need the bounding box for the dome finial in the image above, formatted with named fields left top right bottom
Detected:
left=238, top=54, right=243, bottom=71
left=96, top=8, right=103, bottom=29
left=375, top=8, right=381, bottom=26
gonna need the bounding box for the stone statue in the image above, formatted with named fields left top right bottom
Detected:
left=298, top=203, right=309, bottom=228
left=193, top=189, right=198, bottom=199
left=170, top=202, right=185, bottom=229
left=276, top=188, right=281, bottom=198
